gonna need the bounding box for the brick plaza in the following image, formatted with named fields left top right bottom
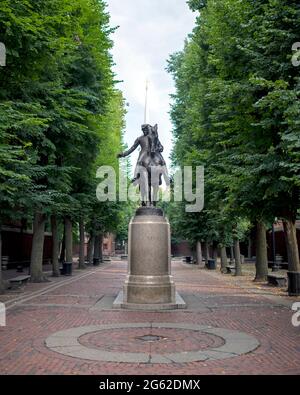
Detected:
left=0, top=260, right=299, bottom=375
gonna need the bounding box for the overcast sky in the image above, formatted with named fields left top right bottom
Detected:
left=106, top=0, right=195, bottom=171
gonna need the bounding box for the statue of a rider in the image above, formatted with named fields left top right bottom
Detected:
left=117, top=124, right=169, bottom=206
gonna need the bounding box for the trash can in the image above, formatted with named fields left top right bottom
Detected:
left=288, top=271, right=300, bottom=296
left=93, top=258, right=100, bottom=266
left=62, top=261, right=72, bottom=276
left=185, top=256, right=192, bottom=264
left=207, top=259, right=216, bottom=270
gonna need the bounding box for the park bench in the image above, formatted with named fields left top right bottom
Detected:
left=226, top=265, right=235, bottom=274
left=9, top=275, right=31, bottom=289
left=267, top=274, right=287, bottom=287
left=121, top=255, right=128, bottom=260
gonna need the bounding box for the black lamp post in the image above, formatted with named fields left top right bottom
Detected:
left=272, top=219, right=279, bottom=272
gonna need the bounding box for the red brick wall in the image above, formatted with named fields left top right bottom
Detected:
left=171, top=241, right=193, bottom=257
left=2, top=229, right=53, bottom=267
left=240, top=228, right=300, bottom=262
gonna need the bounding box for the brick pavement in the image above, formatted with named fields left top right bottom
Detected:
left=0, top=260, right=299, bottom=375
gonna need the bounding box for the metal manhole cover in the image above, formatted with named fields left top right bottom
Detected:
left=136, top=335, right=166, bottom=342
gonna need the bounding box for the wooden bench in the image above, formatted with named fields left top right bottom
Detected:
left=9, top=275, right=31, bottom=289
left=267, top=274, right=287, bottom=287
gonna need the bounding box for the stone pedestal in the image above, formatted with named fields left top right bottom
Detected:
left=113, top=207, right=186, bottom=310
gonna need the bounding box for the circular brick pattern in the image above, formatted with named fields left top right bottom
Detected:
left=78, top=327, right=225, bottom=354
left=46, top=323, right=260, bottom=364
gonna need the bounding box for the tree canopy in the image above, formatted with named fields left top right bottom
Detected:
left=0, top=0, right=131, bottom=284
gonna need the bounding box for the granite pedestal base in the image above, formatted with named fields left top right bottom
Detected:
left=113, top=207, right=186, bottom=310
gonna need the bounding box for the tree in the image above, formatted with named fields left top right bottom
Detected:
left=0, top=0, right=125, bottom=282
left=168, top=0, right=300, bottom=284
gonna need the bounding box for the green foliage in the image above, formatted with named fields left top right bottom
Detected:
left=187, top=0, right=207, bottom=12
left=168, top=0, right=300, bottom=246
left=0, top=0, right=127, bottom=238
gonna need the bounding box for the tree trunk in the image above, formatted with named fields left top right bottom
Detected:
left=283, top=225, right=292, bottom=268
left=230, top=246, right=235, bottom=265
left=78, top=218, right=86, bottom=269
left=220, top=245, right=228, bottom=274
left=87, top=233, right=95, bottom=265
left=203, top=241, right=209, bottom=266
left=51, top=215, right=60, bottom=277
left=94, top=235, right=100, bottom=259
left=283, top=218, right=300, bottom=272
left=59, top=230, right=65, bottom=263
left=212, top=242, right=218, bottom=261
left=254, top=221, right=268, bottom=281
left=30, top=212, right=47, bottom=282
left=196, top=241, right=203, bottom=266
left=234, top=239, right=242, bottom=276
left=65, top=217, right=73, bottom=263
left=99, top=233, right=103, bottom=263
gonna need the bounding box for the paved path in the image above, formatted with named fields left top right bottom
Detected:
left=0, top=260, right=299, bottom=375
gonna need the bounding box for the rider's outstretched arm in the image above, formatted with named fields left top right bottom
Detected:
left=119, top=138, right=139, bottom=157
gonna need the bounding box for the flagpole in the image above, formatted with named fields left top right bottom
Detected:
left=144, top=79, right=149, bottom=124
